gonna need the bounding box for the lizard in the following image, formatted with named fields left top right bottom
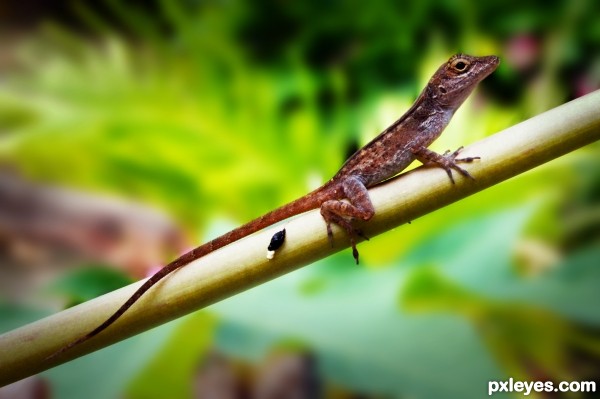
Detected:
left=48, top=53, right=499, bottom=359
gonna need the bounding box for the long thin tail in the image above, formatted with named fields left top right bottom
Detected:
left=47, top=184, right=335, bottom=360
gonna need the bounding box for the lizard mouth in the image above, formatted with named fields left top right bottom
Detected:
left=481, top=55, right=500, bottom=76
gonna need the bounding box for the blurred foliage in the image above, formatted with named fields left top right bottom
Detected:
left=0, top=0, right=599, bottom=398
left=47, top=266, right=133, bottom=307
left=402, top=267, right=600, bottom=384
left=127, top=312, right=218, bottom=399
left=208, top=208, right=600, bottom=398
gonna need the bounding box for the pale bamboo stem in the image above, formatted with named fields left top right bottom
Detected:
left=1, top=89, right=599, bottom=386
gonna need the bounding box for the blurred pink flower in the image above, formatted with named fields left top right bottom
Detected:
left=505, top=35, right=540, bottom=71
left=574, top=71, right=600, bottom=98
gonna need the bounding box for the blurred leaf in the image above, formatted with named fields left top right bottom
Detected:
left=48, top=266, right=132, bottom=307
left=43, top=319, right=181, bottom=399
left=0, top=303, right=51, bottom=334
left=126, top=312, right=218, bottom=399
left=0, top=96, right=39, bottom=132
left=500, top=246, right=600, bottom=323
left=401, top=267, right=600, bottom=381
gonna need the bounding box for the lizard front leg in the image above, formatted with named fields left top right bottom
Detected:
left=411, top=145, right=480, bottom=184
left=320, top=176, right=375, bottom=264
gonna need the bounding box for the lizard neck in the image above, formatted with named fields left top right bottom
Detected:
left=332, top=84, right=456, bottom=186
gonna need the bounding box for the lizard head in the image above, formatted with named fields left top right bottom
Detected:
left=430, top=54, right=499, bottom=109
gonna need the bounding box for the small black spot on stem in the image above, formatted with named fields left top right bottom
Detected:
left=268, top=228, right=286, bottom=251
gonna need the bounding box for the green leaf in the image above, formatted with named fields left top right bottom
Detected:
left=43, top=320, right=181, bottom=399
left=48, top=266, right=132, bottom=307
left=126, top=312, right=219, bottom=399
left=401, top=267, right=600, bottom=381
left=0, top=303, right=51, bottom=335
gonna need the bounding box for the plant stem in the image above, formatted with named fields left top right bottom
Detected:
left=1, top=89, right=600, bottom=386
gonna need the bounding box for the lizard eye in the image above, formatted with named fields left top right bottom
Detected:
left=451, top=58, right=470, bottom=72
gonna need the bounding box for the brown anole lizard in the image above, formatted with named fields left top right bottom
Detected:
left=49, top=53, right=499, bottom=359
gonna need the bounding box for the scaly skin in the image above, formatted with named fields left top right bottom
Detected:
left=48, top=54, right=499, bottom=360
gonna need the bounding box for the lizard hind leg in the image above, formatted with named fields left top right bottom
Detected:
left=320, top=176, right=375, bottom=264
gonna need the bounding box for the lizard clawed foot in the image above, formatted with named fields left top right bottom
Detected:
left=326, top=222, right=334, bottom=248
left=339, top=223, right=360, bottom=264
left=439, top=146, right=480, bottom=184
left=319, top=178, right=374, bottom=264
left=351, top=240, right=360, bottom=264
left=335, top=220, right=363, bottom=264
left=413, top=145, right=480, bottom=184
left=321, top=211, right=363, bottom=264
left=449, top=146, right=481, bottom=164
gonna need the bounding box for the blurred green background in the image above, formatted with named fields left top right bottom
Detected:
left=0, top=0, right=599, bottom=398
